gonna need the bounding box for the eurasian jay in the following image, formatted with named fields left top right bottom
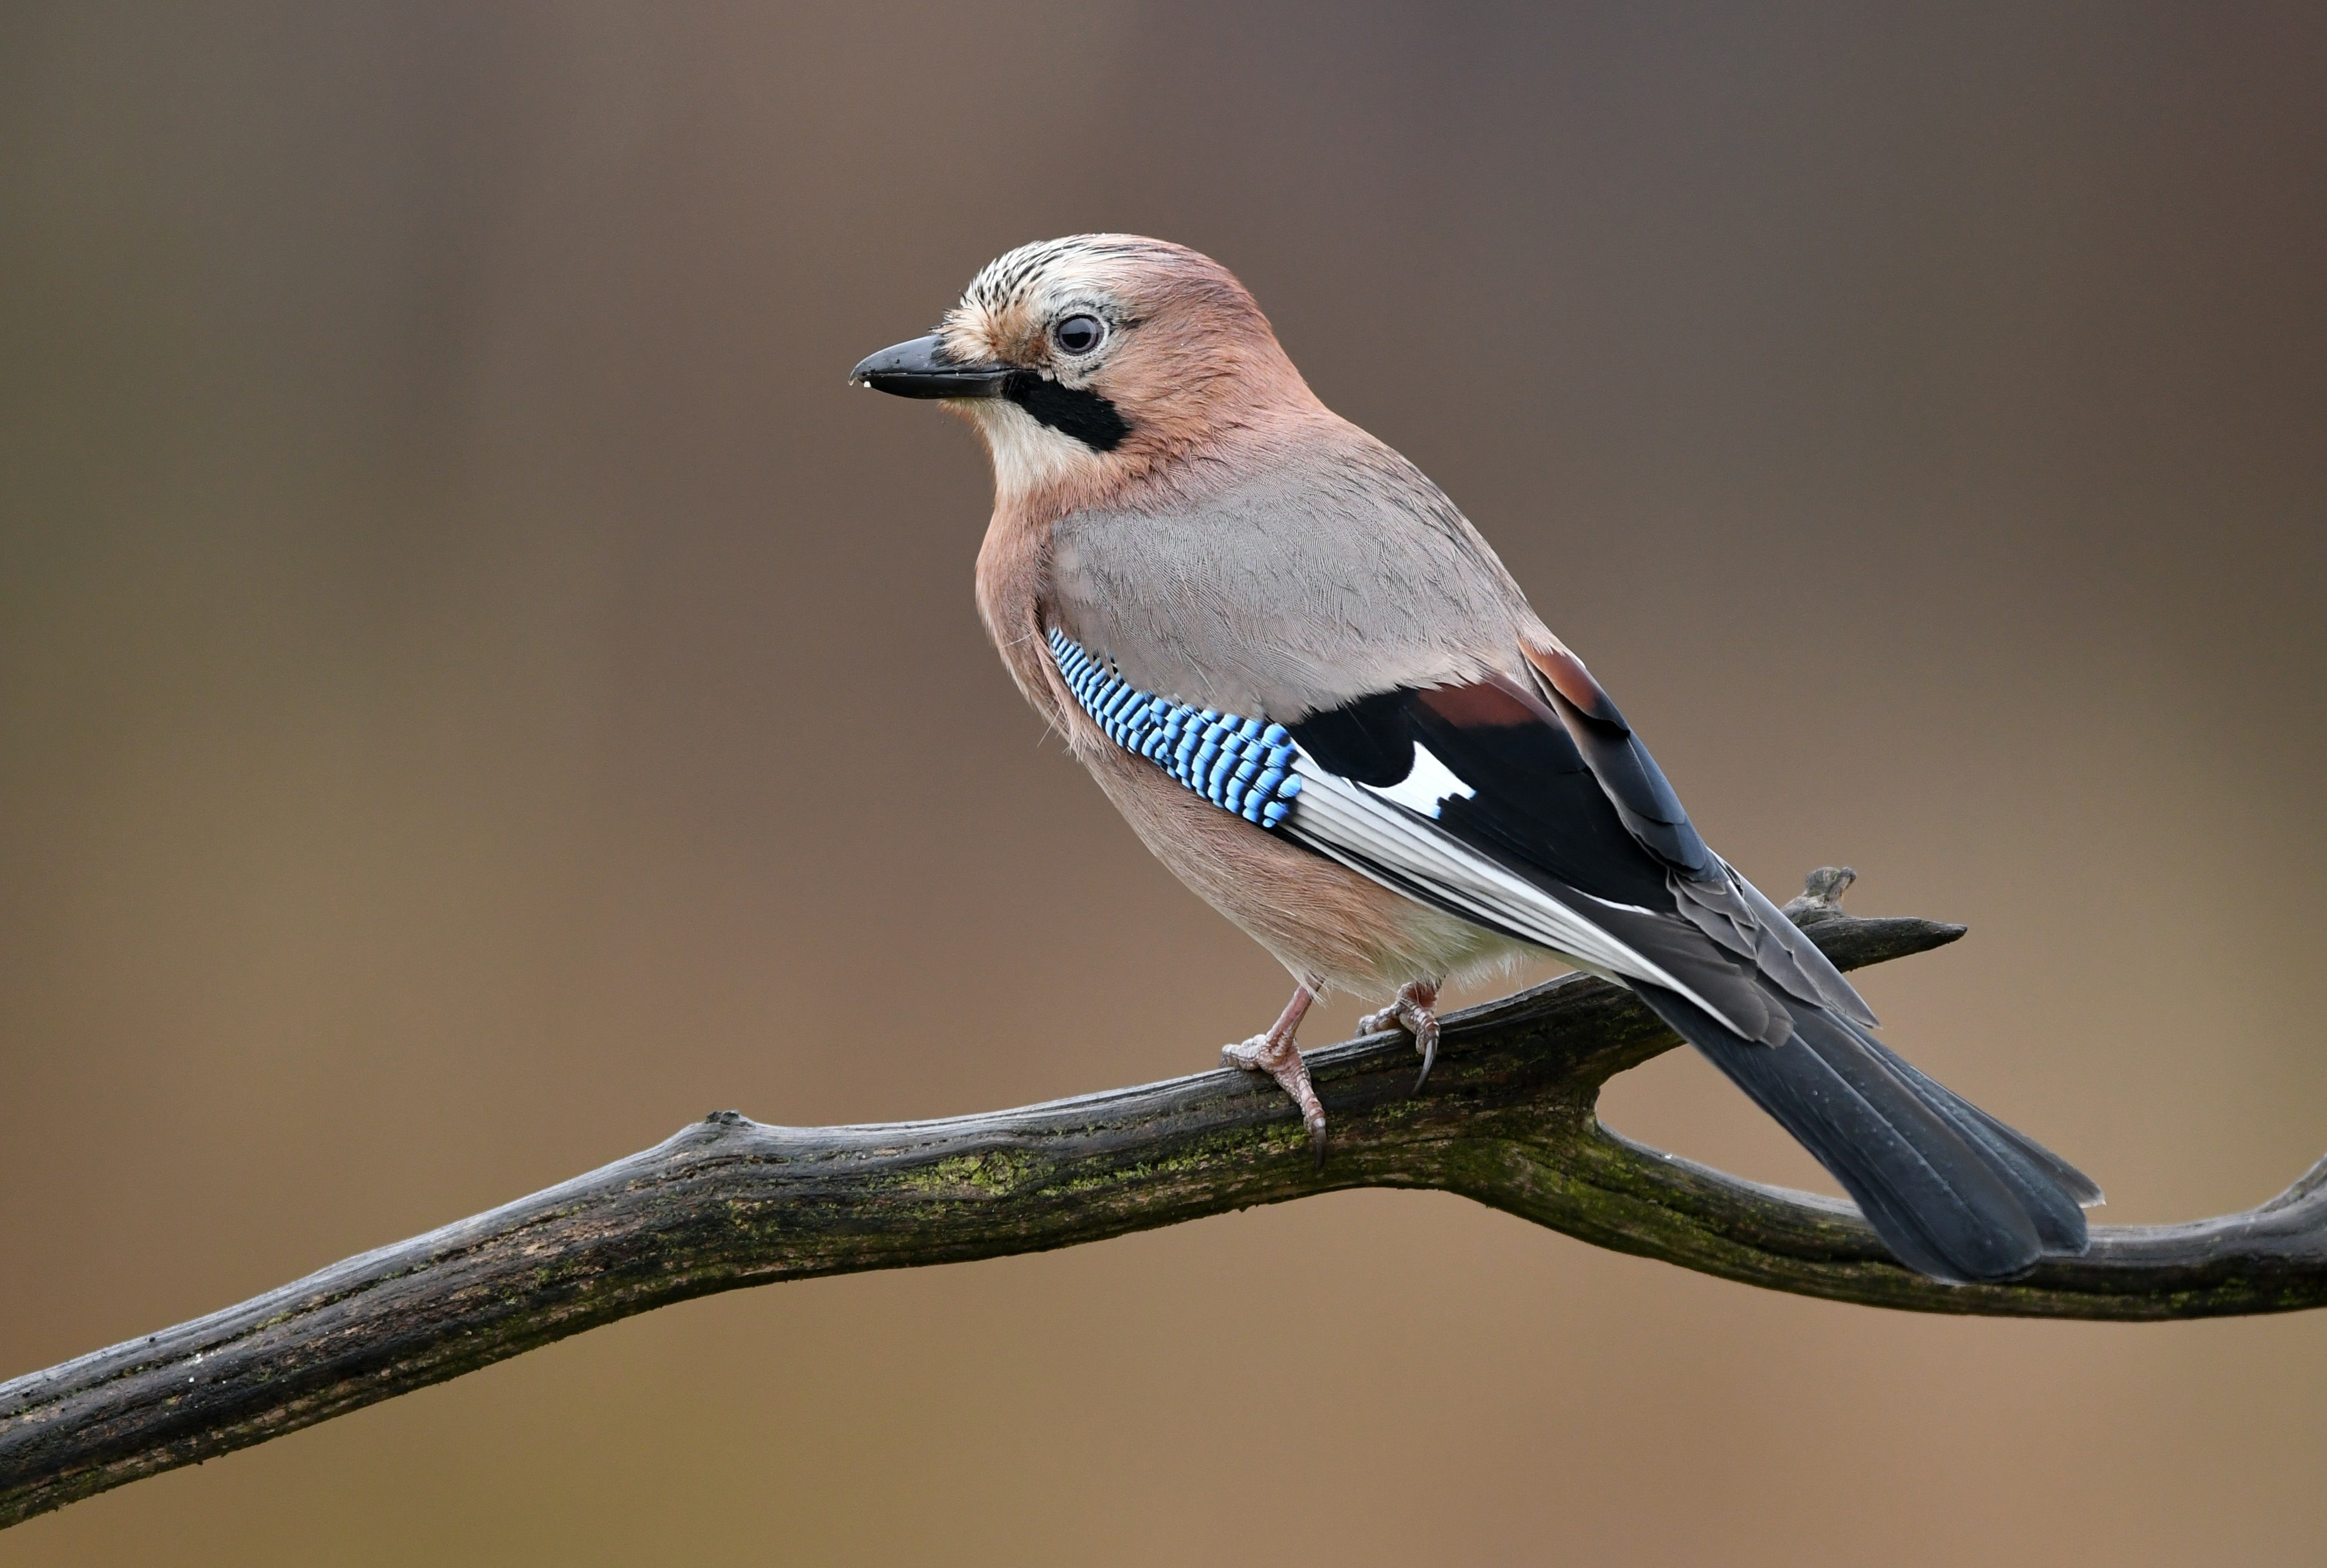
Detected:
left=851, top=234, right=2098, bottom=1284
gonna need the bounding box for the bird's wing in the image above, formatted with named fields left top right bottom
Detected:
left=1047, top=627, right=1858, bottom=1041
left=1280, top=660, right=1878, bottom=1040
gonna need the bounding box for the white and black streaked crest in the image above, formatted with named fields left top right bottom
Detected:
left=956, top=235, right=1159, bottom=324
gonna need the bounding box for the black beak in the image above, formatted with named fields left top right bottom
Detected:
left=848, top=334, right=1010, bottom=399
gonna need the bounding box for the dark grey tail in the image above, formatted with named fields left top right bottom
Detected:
left=1634, top=985, right=2098, bottom=1283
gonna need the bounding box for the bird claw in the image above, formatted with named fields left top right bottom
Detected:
left=1360, top=982, right=1442, bottom=1092
left=1223, top=1023, right=1328, bottom=1167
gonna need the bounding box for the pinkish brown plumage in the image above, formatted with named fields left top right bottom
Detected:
left=851, top=235, right=2100, bottom=1281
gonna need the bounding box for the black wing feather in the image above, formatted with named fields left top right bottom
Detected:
left=1522, top=643, right=1717, bottom=878
left=1281, top=667, right=2096, bottom=1282
left=1284, top=689, right=1422, bottom=787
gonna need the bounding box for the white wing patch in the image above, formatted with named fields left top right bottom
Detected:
left=1361, top=743, right=1476, bottom=819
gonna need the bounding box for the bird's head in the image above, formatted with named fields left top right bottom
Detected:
left=850, top=235, right=1316, bottom=509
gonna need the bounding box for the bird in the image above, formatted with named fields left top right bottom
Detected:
left=850, top=234, right=2100, bottom=1284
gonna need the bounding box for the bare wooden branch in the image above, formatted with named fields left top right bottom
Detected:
left=4, top=869, right=2322, bottom=1528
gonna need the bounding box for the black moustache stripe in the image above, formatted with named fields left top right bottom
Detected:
left=1004, top=371, right=1130, bottom=452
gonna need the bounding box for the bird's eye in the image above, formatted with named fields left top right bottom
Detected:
left=1053, top=314, right=1106, bottom=356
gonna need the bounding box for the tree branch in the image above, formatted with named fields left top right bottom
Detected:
left=4, top=869, right=2323, bottom=1528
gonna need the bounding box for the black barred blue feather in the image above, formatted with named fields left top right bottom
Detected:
left=1049, top=628, right=1303, bottom=828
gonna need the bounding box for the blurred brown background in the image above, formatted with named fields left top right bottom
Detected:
left=3, top=3, right=2324, bottom=1563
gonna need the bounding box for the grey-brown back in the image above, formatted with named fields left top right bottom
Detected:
left=1047, top=423, right=1543, bottom=720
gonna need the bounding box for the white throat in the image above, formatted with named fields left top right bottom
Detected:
left=966, top=399, right=1102, bottom=506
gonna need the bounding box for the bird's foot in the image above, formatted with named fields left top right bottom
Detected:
left=1221, top=985, right=1326, bottom=1166
left=1360, top=980, right=1442, bottom=1090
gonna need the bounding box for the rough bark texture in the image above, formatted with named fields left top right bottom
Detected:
left=3, top=870, right=2322, bottom=1528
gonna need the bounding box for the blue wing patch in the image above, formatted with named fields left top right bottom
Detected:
left=1049, top=628, right=1304, bottom=828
